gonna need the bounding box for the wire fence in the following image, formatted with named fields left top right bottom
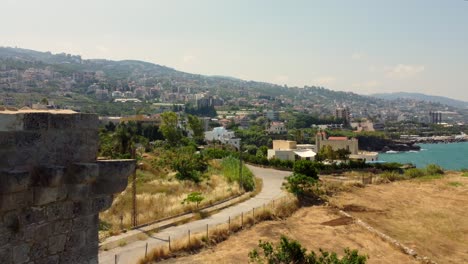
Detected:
left=110, top=195, right=293, bottom=264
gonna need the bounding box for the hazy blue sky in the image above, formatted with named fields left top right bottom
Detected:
left=1, top=0, right=467, bottom=100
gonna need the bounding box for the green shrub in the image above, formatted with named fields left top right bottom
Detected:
left=249, top=236, right=368, bottom=264
left=171, top=149, right=207, bottom=183
left=380, top=171, right=405, bottom=182
left=293, top=160, right=318, bottom=179
left=221, top=156, right=255, bottom=191
left=425, top=164, right=444, bottom=175
left=285, top=173, right=318, bottom=196
left=404, top=168, right=426, bottom=178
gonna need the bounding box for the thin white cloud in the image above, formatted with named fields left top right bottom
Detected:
left=96, top=45, right=109, bottom=53
left=352, top=80, right=379, bottom=88
left=182, top=55, right=196, bottom=63
left=274, top=75, right=289, bottom=84
left=385, top=64, right=425, bottom=78
left=351, top=52, right=365, bottom=60
left=313, top=76, right=336, bottom=86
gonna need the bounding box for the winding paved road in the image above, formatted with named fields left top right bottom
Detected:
left=98, top=165, right=291, bottom=264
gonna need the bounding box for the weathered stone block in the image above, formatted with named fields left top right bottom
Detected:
left=66, top=184, right=91, bottom=201
left=35, top=255, right=59, bottom=264
left=23, top=113, right=50, bottom=130
left=88, top=257, right=98, bottom=264
left=20, top=207, right=47, bottom=226
left=33, top=166, right=65, bottom=187
left=0, top=131, right=15, bottom=147
left=48, top=114, right=79, bottom=130
left=66, top=231, right=86, bottom=251
left=33, top=187, right=67, bottom=206
left=25, top=223, right=53, bottom=242
left=0, top=247, right=11, bottom=264
left=46, top=202, right=74, bottom=221
left=72, top=200, right=93, bottom=217
left=0, top=113, right=23, bottom=131
left=48, top=234, right=67, bottom=255
left=12, top=243, right=30, bottom=263
left=0, top=191, right=33, bottom=212
left=92, top=195, right=114, bottom=212
left=0, top=226, right=14, bottom=246
left=15, top=131, right=42, bottom=148
left=72, top=215, right=97, bottom=232
left=97, top=159, right=136, bottom=180
left=0, top=170, right=31, bottom=194
left=93, top=178, right=129, bottom=195
left=51, top=219, right=72, bottom=235
left=66, top=163, right=98, bottom=184
left=30, top=241, right=49, bottom=260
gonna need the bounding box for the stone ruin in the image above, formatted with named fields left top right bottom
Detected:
left=0, top=110, right=135, bottom=264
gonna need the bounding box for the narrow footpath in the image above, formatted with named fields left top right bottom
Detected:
left=98, top=165, right=291, bottom=264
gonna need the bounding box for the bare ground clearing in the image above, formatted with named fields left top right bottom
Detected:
left=159, top=206, right=417, bottom=264
left=330, top=172, right=468, bottom=264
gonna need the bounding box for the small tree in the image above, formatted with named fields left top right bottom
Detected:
left=187, top=114, right=205, bottom=143
left=293, top=160, right=318, bottom=179
left=181, top=192, right=205, bottom=208
left=171, top=147, right=208, bottom=183
left=286, top=173, right=317, bottom=196
left=160, top=111, right=182, bottom=145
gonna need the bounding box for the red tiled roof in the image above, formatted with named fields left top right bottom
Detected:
left=328, top=137, right=348, bottom=141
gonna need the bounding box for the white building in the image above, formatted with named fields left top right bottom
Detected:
left=204, top=127, right=239, bottom=148
left=267, top=140, right=316, bottom=161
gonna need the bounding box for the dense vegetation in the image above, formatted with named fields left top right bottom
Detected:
left=249, top=236, right=367, bottom=264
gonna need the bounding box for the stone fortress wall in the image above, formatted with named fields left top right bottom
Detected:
left=0, top=110, right=135, bottom=264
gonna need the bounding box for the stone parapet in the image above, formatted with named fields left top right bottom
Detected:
left=0, top=110, right=135, bottom=264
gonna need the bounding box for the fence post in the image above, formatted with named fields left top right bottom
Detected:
left=168, top=236, right=171, bottom=251
left=114, top=254, right=118, bottom=264
left=188, top=229, right=191, bottom=245
left=228, top=216, right=231, bottom=232
left=206, top=224, right=209, bottom=240
left=241, top=212, right=243, bottom=228
left=253, top=208, right=255, bottom=224
left=263, top=203, right=265, bottom=212
left=145, top=242, right=148, bottom=257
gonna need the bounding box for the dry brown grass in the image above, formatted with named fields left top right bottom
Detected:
left=138, top=195, right=299, bottom=264
left=329, top=172, right=468, bottom=264
left=157, top=206, right=417, bottom=264
left=100, top=163, right=243, bottom=239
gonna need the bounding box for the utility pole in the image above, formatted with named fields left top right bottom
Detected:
left=131, top=147, right=137, bottom=227
left=239, top=140, right=243, bottom=191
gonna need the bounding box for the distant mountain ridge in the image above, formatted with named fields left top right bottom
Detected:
left=371, top=92, right=468, bottom=109
left=1, top=46, right=467, bottom=122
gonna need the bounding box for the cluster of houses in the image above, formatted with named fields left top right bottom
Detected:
left=267, top=131, right=378, bottom=162
left=203, top=125, right=379, bottom=162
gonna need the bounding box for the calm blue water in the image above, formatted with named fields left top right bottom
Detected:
left=379, top=142, right=468, bottom=170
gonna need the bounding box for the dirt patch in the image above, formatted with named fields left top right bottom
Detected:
left=160, top=206, right=417, bottom=264
left=342, top=204, right=370, bottom=212
left=321, top=216, right=354, bottom=226
left=330, top=172, right=468, bottom=264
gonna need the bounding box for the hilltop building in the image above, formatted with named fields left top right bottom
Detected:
left=335, top=107, right=350, bottom=125
left=265, top=110, right=280, bottom=121
left=267, top=121, right=287, bottom=134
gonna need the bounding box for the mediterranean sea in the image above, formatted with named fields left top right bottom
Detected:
left=379, top=142, right=468, bottom=170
